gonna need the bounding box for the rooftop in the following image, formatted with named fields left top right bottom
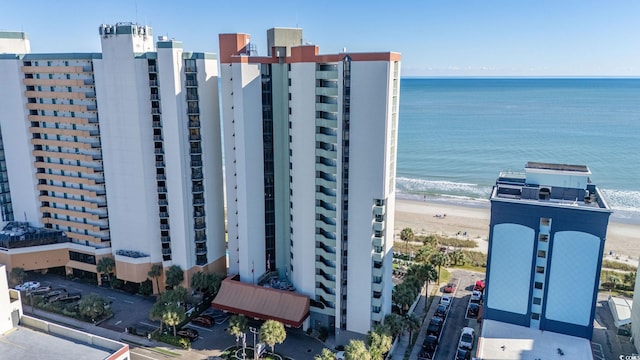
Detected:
left=0, top=222, right=69, bottom=249
left=0, top=325, right=114, bottom=360
left=491, top=162, right=610, bottom=211
left=477, top=319, right=593, bottom=360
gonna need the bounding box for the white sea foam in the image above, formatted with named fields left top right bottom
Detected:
left=395, top=176, right=640, bottom=223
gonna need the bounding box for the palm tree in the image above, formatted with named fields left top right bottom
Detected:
left=148, top=264, right=163, bottom=295
left=314, top=348, right=336, bottom=360
left=414, top=245, right=433, bottom=263
left=259, top=319, right=286, bottom=354
left=382, top=313, right=404, bottom=338
left=165, top=265, right=184, bottom=289
left=162, top=303, right=186, bottom=337
left=407, top=263, right=438, bottom=309
left=344, top=340, right=371, bottom=360
left=393, top=283, right=415, bottom=315
left=429, top=252, right=449, bottom=286
left=450, top=250, right=466, bottom=266
left=191, top=271, right=207, bottom=293
left=403, top=314, right=421, bottom=345
left=400, top=227, right=414, bottom=252
left=624, top=272, right=636, bottom=287
left=96, top=257, right=115, bottom=287
left=228, top=314, right=248, bottom=347
left=367, top=331, right=392, bottom=360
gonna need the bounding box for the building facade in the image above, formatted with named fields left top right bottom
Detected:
left=484, top=162, right=612, bottom=339
left=0, top=23, right=225, bottom=291
left=219, top=28, right=400, bottom=341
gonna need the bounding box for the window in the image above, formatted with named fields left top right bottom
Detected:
left=531, top=313, right=540, bottom=320
left=534, top=282, right=543, bottom=289
left=539, top=234, right=549, bottom=242
left=537, top=250, right=546, bottom=258
left=536, top=266, right=545, bottom=274
left=533, top=297, right=542, bottom=305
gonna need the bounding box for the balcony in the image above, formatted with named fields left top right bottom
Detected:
left=159, top=212, right=169, bottom=218
left=158, top=199, right=168, bottom=206
left=149, top=80, right=158, bottom=87
left=373, top=252, right=383, bottom=263
left=192, top=173, right=203, bottom=180
left=195, top=236, right=206, bottom=244
left=193, top=198, right=204, bottom=205
left=161, top=236, right=171, bottom=244
left=189, top=134, right=201, bottom=141
left=194, top=222, right=206, bottom=230
left=189, top=121, right=200, bottom=128
left=162, top=248, right=172, bottom=255
left=195, top=247, right=207, bottom=255
left=154, top=148, right=164, bottom=154
left=192, top=185, right=204, bottom=193
left=316, top=70, right=338, bottom=80
left=160, top=224, right=170, bottom=230
left=372, top=236, right=384, bottom=248
left=186, top=80, right=198, bottom=87
left=152, top=121, right=162, bottom=128
left=148, top=66, right=157, bottom=73
left=155, top=161, right=165, bottom=167
left=191, top=160, right=202, bottom=167
left=157, top=187, right=167, bottom=193
left=190, top=147, right=202, bottom=155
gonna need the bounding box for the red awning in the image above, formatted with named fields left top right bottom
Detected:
left=211, top=277, right=310, bottom=327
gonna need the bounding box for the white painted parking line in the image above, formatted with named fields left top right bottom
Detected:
left=115, top=320, right=122, bottom=326
left=123, top=300, right=135, bottom=304
left=108, top=296, right=117, bottom=300
left=138, top=322, right=158, bottom=328
left=131, top=350, right=160, bottom=360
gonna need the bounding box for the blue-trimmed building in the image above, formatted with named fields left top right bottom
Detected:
left=484, top=162, right=612, bottom=339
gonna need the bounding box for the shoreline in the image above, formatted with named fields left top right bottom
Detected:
left=394, top=196, right=640, bottom=261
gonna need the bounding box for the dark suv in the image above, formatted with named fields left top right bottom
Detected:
left=426, top=317, right=443, bottom=337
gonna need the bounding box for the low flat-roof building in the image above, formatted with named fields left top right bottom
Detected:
left=477, top=319, right=593, bottom=360
left=0, top=264, right=129, bottom=359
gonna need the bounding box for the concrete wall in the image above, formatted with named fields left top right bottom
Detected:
left=19, top=315, right=129, bottom=358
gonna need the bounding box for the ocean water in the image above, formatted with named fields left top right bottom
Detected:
left=396, top=78, right=640, bottom=223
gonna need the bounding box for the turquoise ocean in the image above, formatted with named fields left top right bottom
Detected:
left=396, top=78, right=640, bottom=224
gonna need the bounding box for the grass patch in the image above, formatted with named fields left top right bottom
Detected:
left=438, top=237, right=477, bottom=248
left=602, top=260, right=636, bottom=272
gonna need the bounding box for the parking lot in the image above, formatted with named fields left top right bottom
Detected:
left=19, top=273, right=328, bottom=359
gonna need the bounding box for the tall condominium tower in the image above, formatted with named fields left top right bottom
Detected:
left=218, top=28, right=400, bottom=341
left=0, top=23, right=225, bottom=292
left=484, top=162, right=611, bottom=340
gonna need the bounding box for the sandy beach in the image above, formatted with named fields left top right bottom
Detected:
left=394, top=197, right=640, bottom=262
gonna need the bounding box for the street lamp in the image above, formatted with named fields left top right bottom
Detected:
left=249, top=326, right=259, bottom=360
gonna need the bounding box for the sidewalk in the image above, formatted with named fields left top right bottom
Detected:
left=391, top=282, right=444, bottom=360
left=23, top=307, right=213, bottom=359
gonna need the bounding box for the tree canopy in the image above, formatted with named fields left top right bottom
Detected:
left=314, top=348, right=336, bottom=360
left=344, top=340, right=371, bottom=360
left=259, top=319, right=287, bottom=353
left=96, top=257, right=115, bottom=286
left=165, top=265, right=184, bottom=289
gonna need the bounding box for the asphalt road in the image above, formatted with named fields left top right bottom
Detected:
left=435, top=270, right=483, bottom=360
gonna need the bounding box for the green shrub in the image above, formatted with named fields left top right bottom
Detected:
left=602, top=260, right=636, bottom=272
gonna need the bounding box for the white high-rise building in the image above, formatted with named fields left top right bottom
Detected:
left=0, top=23, right=225, bottom=292
left=219, top=28, right=400, bottom=341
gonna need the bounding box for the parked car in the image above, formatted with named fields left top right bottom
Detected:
left=456, top=348, right=471, bottom=360
left=418, top=335, right=438, bottom=359
left=467, top=303, right=480, bottom=318
left=177, top=328, right=199, bottom=342
left=191, top=315, right=214, bottom=327
left=426, top=317, right=444, bottom=337
left=440, top=294, right=452, bottom=308
left=336, top=351, right=345, bottom=360
left=458, top=327, right=475, bottom=350
left=28, top=285, right=52, bottom=296
left=474, top=280, right=485, bottom=292
left=470, top=290, right=482, bottom=303
left=434, top=304, right=448, bottom=318
left=444, top=282, right=457, bottom=293
left=58, top=293, right=82, bottom=304
left=15, top=281, right=40, bottom=291
left=43, top=289, right=67, bottom=299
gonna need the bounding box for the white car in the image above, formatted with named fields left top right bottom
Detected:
left=440, top=294, right=452, bottom=308
left=336, top=351, right=345, bottom=360
left=470, top=290, right=482, bottom=303
left=458, top=327, right=475, bottom=350
left=15, top=281, right=40, bottom=291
